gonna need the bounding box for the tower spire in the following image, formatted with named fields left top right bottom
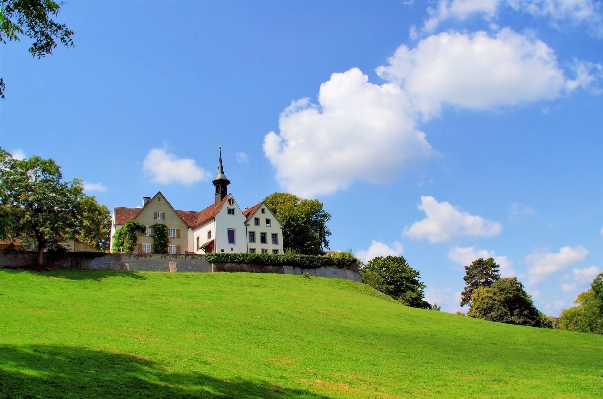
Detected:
left=212, top=142, right=230, bottom=205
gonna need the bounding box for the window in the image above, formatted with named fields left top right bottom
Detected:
left=227, top=208, right=235, bottom=215
left=261, top=249, right=268, bottom=254
left=168, top=245, right=177, bottom=254
left=254, top=217, right=260, bottom=226
left=260, top=233, right=267, bottom=244
left=156, top=212, right=163, bottom=219
left=249, top=248, right=256, bottom=253
left=145, top=227, right=152, bottom=236
left=271, top=233, right=278, bottom=245
left=196, top=237, right=200, bottom=248
left=272, top=249, right=279, bottom=254
left=261, top=208, right=265, bottom=214
left=228, top=229, right=235, bottom=244
left=207, top=230, right=212, bottom=239
left=249, top=231, right=255, bottom=243
left=142, top=243, right=151, bottom=253
left=169, top=228, right=177, bottom=238
left=266, top=218, right=271, bottom=227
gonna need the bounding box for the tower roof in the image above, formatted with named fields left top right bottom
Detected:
left=213, top=145, right=229, bottom=182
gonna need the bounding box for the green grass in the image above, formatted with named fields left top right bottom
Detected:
left=0, top=270, right=601, bottom=398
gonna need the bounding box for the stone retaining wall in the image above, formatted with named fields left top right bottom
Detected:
left=0, top=252, right=361, bottom=282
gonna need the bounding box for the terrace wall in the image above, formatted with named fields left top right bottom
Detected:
left=0, top=252, right=361, bottom=282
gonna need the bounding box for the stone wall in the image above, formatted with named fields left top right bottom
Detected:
left=0, top=252, right=361, bottom=282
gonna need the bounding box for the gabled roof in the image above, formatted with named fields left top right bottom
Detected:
left=114, top=207, right=142, bottom=225
left=242, top=202, right=262, bottom=221
left=190, top=195, right=230, bottom=228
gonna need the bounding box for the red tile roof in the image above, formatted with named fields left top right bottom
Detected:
left=242, top=201, right=262, bottom=221
left=114, top=207, right=142, bottom=225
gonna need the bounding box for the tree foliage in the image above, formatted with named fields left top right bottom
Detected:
left=0, top=0, right=74, bottom=98
left=74, top=195, right=111, bottom=251
left=467, top=277, right=547, bottom=327
left=111, top=221, right=146, bottom=254
left=461, top=257, right=501, bottom=307
left=360, top=256, right=431, bottom=309
left=557, top=273, right=603, bottom=334
left=0, top=149, right=91, bottom=265
left=264, top=192, right=331, bottom=255
left=150, top=223, right=168, bottom=254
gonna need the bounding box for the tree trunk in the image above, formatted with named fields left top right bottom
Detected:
left=37, top=246, right=44, bottom=266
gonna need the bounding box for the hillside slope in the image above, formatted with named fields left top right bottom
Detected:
left=0, top=270, right=601, bottom=398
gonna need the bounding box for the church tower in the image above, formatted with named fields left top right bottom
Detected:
left=212, top=145, right=230, bottom=205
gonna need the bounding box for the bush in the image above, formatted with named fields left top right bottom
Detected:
left=557, top=273, right=603, bottom=334
left=205, top=252, right=357, bottom=269
left=467, top=277, right=547, bottom=327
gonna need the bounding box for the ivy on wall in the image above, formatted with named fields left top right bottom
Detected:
left=150, top=223, right=168, bottom=254
left=111, top=221, right=146, bottom=253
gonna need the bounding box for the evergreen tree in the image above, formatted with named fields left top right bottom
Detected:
left=460, top=258, right=501, bottom=307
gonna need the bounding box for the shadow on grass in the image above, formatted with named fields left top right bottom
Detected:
left=0, top=345, right=329, bottom=398
left=0, top=268, right=147, bottom=281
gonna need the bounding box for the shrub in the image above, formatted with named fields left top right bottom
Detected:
left=205, top=252, right=357, bottom=269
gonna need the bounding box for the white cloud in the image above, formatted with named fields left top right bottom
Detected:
left=376, top=29, right=583, bottom=118
left=265, top=29, right=598, bottom=196
left=11, top=149, right=26, bottom=160
left=524, top=246, right=589, bottom=285
left=562, top=266, right=600, bottom=293
left=143, top=148, right=210, bottom=185
left=424, top=287, right=463, bottom=313
left=509, top=203, right=537, bottom=219
left=83, top=182, right=107, bottom=193
left=356, top=241, right=404, bottom=263
left=403, top=196, right=502, bottom=243
left=448, top=246, right=515, bottom=277
left=263, top=68, right=432, bottom=197
left=423, top=0, right=502, bottom=33
left=236, top=152, right=249, bottom=164
left=422, top=0, right=603, bottom=36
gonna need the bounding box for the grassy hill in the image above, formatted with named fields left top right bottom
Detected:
left=0, top=269, right=601, bottom=398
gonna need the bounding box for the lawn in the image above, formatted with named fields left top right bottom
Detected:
left=0, top=269, right=601, bottom=398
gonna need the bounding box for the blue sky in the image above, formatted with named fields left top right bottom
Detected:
left=2, top=0, right=603, bottom=314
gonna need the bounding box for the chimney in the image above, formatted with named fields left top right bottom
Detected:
left=143, top=197, right=151, bottom=206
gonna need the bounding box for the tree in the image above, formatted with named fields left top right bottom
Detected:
left=557, top=273, right=603, bottom=334
left=74, top=195, right=111, bottom=251
left=460, top=257, right=501, bottom=307
left=467, top=277, right=547, bottom=327
left=0, top=149, right=108, bottom=264
left=360, top=255, right=431, bottom=309
left=264, top=192, right=331, bottom=255
left=0, top=0, right=74, bottom=98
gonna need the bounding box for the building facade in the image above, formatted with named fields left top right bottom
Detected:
left=110, top=149, right=284, bottom=255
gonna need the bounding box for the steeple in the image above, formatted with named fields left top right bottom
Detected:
left=212, top=143, right=230, bottom=205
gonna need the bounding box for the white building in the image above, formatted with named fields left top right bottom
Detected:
left=111, top=148, right=284, bottom=255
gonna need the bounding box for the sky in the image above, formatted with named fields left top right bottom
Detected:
left=1, top=0, right=603, bottom=315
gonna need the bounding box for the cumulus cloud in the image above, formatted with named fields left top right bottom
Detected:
left=236, top=152, right=249, bottom=164
left=11, top=149, right=26, bottom=160
left=83, top=182, right=107, bottom=193
left=448, top=246, right=515, bottom=277
left=524, top=246, right=589, bottom=285
left=422, top=0, right=603, bottom=36
left=403, top=196, right=502, bottom=243
left=265, top=28, right=598, bottom=196
left=424, top=287, right=463, bottom=313
left=356, top=241, right=404, bottom=263
left=264, top=69, right=432, bottom=197
left=143, top=148, right=210, bottom=185
left=562, top=266, right=600, bottom=293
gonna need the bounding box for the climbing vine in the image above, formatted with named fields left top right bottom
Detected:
left=150, top=223, right=168, bottom=254
left=111, top=221, right=146, bottom=253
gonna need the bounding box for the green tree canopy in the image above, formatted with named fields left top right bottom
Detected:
left=360, top=255, right=431, bottom=309
left=467, top=277, right=546, bottom=327
left=74, top=195, right=111, bottom=251
left=264, top=192, right=331, bottom=255
left=0, top=0, right=74, bottom=98
left=461, top=257, right=501, bottom=307
left=557, top=273, right=603, bottom=334
left=0, top=149, right=108, bottom=264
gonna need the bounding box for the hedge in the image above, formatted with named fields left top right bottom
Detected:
left=205, top=252, right=357, bottom=269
